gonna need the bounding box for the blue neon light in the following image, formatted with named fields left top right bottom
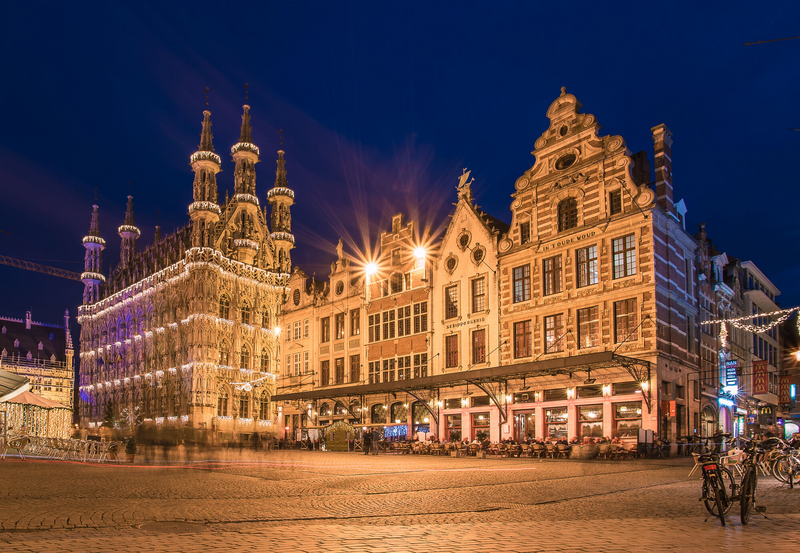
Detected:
left=718, top=397, right=735, bottom=407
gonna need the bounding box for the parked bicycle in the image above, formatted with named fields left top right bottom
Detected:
left=766, top=438, right=800, bottom=488
left=698, top=437, right=736, bottom=526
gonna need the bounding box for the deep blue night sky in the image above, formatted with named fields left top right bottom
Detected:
left=1, top=2, right=798, bottom=337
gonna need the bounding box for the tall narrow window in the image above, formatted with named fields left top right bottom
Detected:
left=303, top=351, right=309, bottom=374
left=390, top=272, right=404, bottom=294
left=382, top=310, right=396, bottom=340
left=239, top=395, right=249, bottom=418
left=472, top=277, right=486, bottom=313
left=520, top=221, right=531, bottom=244
left=241, top=303, right=251, bottom=325
left=576, top=245, right=598, bottom=288
left=350, top=309, right=360, bottom=336
left=397, top=356, right=411, bottom=380
left=612, top=234, right=637, bottom=279
left=293, top=352, right=301, bottom=376
left=320, top=360, right=330, bottom=386
left=413, top=302, right=428, bottom=333
left=217, top=390, right=228, bottom=416
left=259, top=395, right=270, bottom=420
left=543, top=255, right=562, bottom=296
left=350, top=354, right=360, bottom=383
left=472, top=329, right=486, bottom=364
left=382, top=358, right=396, bottom=382
left=614, top=298, right=638, bottom=343
left=513, top=265, right=531, bottom=303
left=320, top=317, right=330, bottom=342
left=685, top=258, right=693, bottom=297
left=514, top=320, right=532, bottom=358
left=303, top=318, right=309, bottom=338
left=446, top=335, right=459, bottom=368
left=261, top=349, right=269, bottom=371
left=294, top=321, right=301, bottom=340
left=335, top=357, right=345, bottom=384
left=368, top=313, right=380, bottom=342
left=285, top=354, right=291, bottom=376
left=368, top=361, right=380, bottom=384
left=413, top=353, right=428, bottom=378
left=544, top=314, right=565, bottom=353
left=240, top=346, right=250, bottom=370
left=219, top=297, right=230, bottom=320
left=220, top=344, right=229, bottom=366
left=445, top=286, right=459, bottom=319
left=577, top=307, right=599, bottom=349
left=397, top=305, right=411, bottom=336
left=335, top=313, right=345, bottom=340
left=558, top=198, right=578, bottom=231
left=609, top=190, right=622, bottom=215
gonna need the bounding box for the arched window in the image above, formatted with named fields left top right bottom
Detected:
left=261, top=349, right=269, bottom=371
left=259, top=394, right=270, bottom=420
left=240, top=345, right=250, bottom=370
left=558, top=198, right=578, bottom=232
left=391, top=402, right=407, bottom=424
left=219, top=343, right=230, bottom=366
left=319, top=402, right=330, bottom=418
left=371, top=403, right=387, bottom=424
left=334, top=401, right=346, bottom=416
left=217, top=389, right=228, bottom=416
left=219, top=296, right=230, bottom=319
left=241, top=302, right=251, bottom=325
left=390, top=272, right=404, bottom=294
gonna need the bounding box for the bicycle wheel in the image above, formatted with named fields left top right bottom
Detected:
left=740, top=470, right=756, bottom=525
left=703, top=476, right=727, bottom=525
left=705, top=469, right=734, bottom=515
left=773, top=455, right=791, bottom=483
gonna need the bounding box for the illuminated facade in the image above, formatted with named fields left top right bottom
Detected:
left=77, top=105, right=291, bottom=438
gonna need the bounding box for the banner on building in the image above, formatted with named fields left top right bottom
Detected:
left=753, top=360, right=769, bottom=395
left=661, top=400, right=676, bottom=417
left=779, top=375, right=792, bottom=404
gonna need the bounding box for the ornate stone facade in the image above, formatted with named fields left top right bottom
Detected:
left=78, top=105, right=292, bottom=438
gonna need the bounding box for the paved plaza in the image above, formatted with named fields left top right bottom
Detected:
left=1, top=450, right=799, bottom=552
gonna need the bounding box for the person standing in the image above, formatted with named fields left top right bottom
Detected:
left=363, top=431, right=371, bottom=455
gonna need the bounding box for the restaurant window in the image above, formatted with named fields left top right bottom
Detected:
left=472, top=329, right=486, bottom=365
left=371, top=403, right=386, bottom=424
left=612, top=381, right=640, bottom=395
left=614, top=402, right=642, bottom=438
left=513, top=320, right=532, bottom=358
left=513, top=265, right=531, bottom=303
left=382, top=358, right=396, bottom=382
left=557, top=198, right=578, bottom=232
left=446, top=414, right=462, bottom=441
left=544, top=314, right=565, bottom=353
left=446, top=334, right=459, bottom=368
left=391, top=402, right=408, bottom=424
left=544, top=388, right=568, bottom=402
left=413, top=402, right=431, bottom=434
left=545, top=407, right=568, bottom=439
left=335, top=313, right=345, bottom=340
left=397, top=305, right=411, bottom=337
left=368, top=314, right=380, bottom=343
left=397, top=355, right=411, bottom=380
left=579, top=405, right=603, bottom=439
left=576, top=245, right=598, bottom=288
left=472, top=277, right=486, bottom=313
left=445, top=286, right=459, bottom=319
left=444, top=399, right=462, bottom=410
left=543, top=256, right=562, bottom=296
left=472, top=412, right=490, bottom=441
left=612, top=234, right=637, bottom=279
left=350, top=309, right=360, bottom=336
left=513, top=411, right=536, bottom=442
left=320, top=360, right=330, bottom=386
left=614, top=299, right=638, bottom=343
left=334, top=357, right=345, bottom=384
left=320, top=317, right=330, bottom=343
left=609, top=190, right=622, bottom=216
left=368, top=361, right=380, bottom=384
left=413, top=302, right=428, bottom=333
left=577, top=385, right=603, bottom=399
left=350, top=355, right=360, bottom=383
left=520, top=221, right=531, bottom=245
left=471, top=396, right=491, bottom=407
left=577, top=306, right=599, bottom=349
left=382, top=310, right=396, bottom=340
left=413, top=353, right=428, bottom=378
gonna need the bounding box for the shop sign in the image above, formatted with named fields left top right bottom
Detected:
left=779, top=375, right=792, bottom=404
left=445, top=317, right=485, bottom=330
left=541, top=230, right=596, bottom=252
left=753, top=361, right=769, bottom=395
left=759, top=406, right=773, bottom=415
left=724, top=360, right=738, bottom=389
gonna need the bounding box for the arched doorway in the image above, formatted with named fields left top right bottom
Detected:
left=701, top=405, right=717, bottom=437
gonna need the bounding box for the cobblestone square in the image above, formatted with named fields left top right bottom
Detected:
left=1, top=451, right=798, bottom=552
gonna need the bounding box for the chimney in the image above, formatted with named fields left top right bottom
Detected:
left=651, top=124, right=674, bottom=214
left=25, top=311, right=32, bottom=329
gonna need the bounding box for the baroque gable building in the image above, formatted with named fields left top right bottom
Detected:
left=77, top=104, right=292, bottom=440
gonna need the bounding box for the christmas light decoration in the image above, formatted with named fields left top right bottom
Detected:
left=267, top=187, right=294, bottom=199
left=233, top=193, right=260, bottom=206
left=188, top=201, right=221, bottom=215
left=189, top=151, right=222, bottom=165
left=231, top=142, right=260, bottom=156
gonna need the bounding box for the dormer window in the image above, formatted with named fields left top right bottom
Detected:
left=1, top=326, right=6, bottom=334
left=38, top=342, right=44, bottom=351
left=49, top=333, right=54, bottom=340
left=558, top=198, right=578, bottom=232
left=50, top=354, right=56, bottom=362
left=14, top=339, right=19, bottom=348
left=520, top=222, right=531, bottom=244
left=1, top=348, right=6, bottom=357
left=26, top=351, right=32, bottom=360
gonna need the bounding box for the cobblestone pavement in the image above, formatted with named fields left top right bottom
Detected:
left=1, top=450, right=799, bottom=552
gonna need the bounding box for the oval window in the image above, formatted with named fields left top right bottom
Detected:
left=446, top=257, right=457, bottom=272
left=473, top=249, right=484, bottom=263
left=336, top=281, right=344, bottom=295
left=555, top=153, right=577, bottom=170
left=459, top=234, right=470, bottom=248
left=292, top=289, right=300, bottom=306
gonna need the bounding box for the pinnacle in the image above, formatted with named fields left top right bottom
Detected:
left=124, top=195, right=136, bottom=226
left=239, top=105, right=252, bottom=144
left=88, top=204, right=101, bottom=237
left=199, top=110, right=215, bottom=152
left=274, top=150, right=288, bottom=187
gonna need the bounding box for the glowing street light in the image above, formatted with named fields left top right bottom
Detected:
left=413, top=246, right=426, bottom=260
left=365, top=262, right=379, bottom=277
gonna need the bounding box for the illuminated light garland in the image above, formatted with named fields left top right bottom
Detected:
left=233, top=193, right=260, bottom=206
left=230, top=372, right=277, bottom=391
left=188, top=201, right=221, bottom=215
left=239, top=418, right=254, bottom=424
left=270, top=232, right=295, bottom=244
left=702, top=306, right=800, bottom=344
left=118, top=224, right=141, bottom=238
left=190, top=150, right=222, bottom=165
left=267, top=187, right=295, bottom=199
left=155, top=417, right=165, bottom=426
left=80, top=272, right=106, bottom=283
left=82, top=235, right=106, bottom=246
left=181, top=415, right=189, bottom=423
left=258, top=420, right=273, bottom=427
left=233, top=238, right=259, bottom=251
left=231, top=142, right=260, bottom=156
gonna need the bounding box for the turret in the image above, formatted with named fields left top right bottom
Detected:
left=230, top=104, right=261, bottom=264
left=118, top=195, right=141, bottom=267
left=267, top=149, right=295, bottom=273
left=189, top=109, right=222, bottom=248
left=81, top=204, right=105, bottom=304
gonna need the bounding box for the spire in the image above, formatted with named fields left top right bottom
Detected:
left=154, top=209, right=161, bottom=242
left=199, top=110, right=214, bottom=152
left=124, top=195, right=135, bottom=225
left=275, top=150, right=288, bottom=187
left=88, top=204, right=101, bottom=236
left=240, top=105, right=252, bottom=144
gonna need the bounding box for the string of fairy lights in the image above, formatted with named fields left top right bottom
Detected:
left=701, top=306, right=799, bottom=346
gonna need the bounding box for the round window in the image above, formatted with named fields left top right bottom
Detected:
left=446, top=257, right=457, bottom=272
left=473, top=248, right=484, bottom=263
left=459, top=234, right=470, bottom=249
left=336, top=281, right=344, bottom=295
left=555, top=153, right=577, bottom=170
left=292, top=289, right=300, bottom=306
left=559, top=125, right=568, bottom=137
